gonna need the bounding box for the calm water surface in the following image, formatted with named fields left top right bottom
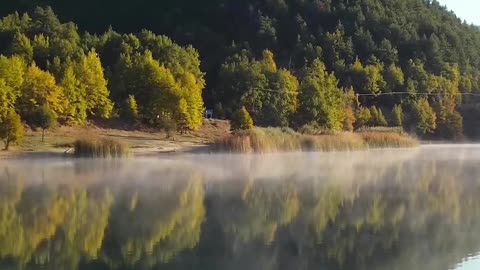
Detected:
left=1, top=145, right=480, bottom=270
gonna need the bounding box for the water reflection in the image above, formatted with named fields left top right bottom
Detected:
left=1, top=146, right=480, bottom=270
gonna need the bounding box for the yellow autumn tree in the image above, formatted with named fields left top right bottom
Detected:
left=0, top=55, right=26, bottom=118
left=18, top=64, right=66, bottom=123
left=75, top=49, right=114, bottom=119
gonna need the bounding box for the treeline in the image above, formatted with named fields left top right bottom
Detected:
left=0, top=7, right=205, bottom=146
left=1, top=0, right=480, bottom=140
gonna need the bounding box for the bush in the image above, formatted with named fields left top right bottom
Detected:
left=73, top=138, right=129, bottom=158
left=231, top=106, right=254, bottom=131
left=0, top=109, right=24, bottom=150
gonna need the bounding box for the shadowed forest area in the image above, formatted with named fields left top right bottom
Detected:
left=1, top=0, right=480, bottom=146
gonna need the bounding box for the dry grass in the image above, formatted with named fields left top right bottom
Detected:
left=73, top=138, right=130, bottom=158
left=214, top=128, right=418, bottom=153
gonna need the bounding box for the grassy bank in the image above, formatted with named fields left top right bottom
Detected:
left=214, top=128, right=418, bottom=153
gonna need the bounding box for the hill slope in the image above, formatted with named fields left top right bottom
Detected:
left=1, top=0, right=480, bottom=139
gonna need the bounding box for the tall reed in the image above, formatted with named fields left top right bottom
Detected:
left=73, top=138, right=130, bottom=158
left=214, top=128, right=418, bottom=153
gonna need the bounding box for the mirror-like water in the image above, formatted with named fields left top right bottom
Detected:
left=1, top=145, right=479, bottom=270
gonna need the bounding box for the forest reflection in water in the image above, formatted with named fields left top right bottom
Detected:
left=1, top=146, right=480, bottom=270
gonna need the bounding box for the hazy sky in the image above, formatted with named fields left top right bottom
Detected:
left=439, top=0, right=479, bottom=25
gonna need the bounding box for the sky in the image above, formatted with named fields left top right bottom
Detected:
left=439, top=0, right=480, bottom=25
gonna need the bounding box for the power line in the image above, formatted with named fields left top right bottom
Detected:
left=251, top=88, right=480, bottom=97
left=355, top=92, right=480, bottom=97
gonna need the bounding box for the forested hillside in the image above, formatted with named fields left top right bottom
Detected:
left=1, top=0, right=480, bottom=140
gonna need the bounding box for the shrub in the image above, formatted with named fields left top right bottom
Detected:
left=0, top=109, right=24, bottom=150
left=231, top=106, right=254, bottom=131
left=73, top=138, right=129, bottom=158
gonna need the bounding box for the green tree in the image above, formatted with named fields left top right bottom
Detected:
left=32, top=105, right=57, bottom=142
left=61, top=63, right=87, bottom=124
left=384, top=64, right=405, bottom=93
left=262, top=68, right=299, bottom=127
left=297, top=59, right=346, bottom=131
left=122, top=95, right=139, bottom=122
left=10, top=32, right=33, bottom=63
left=76, top=49, right=113, bottom=119
left=412, top=98, right=437, bottom=135
left=356, top=107, right=372, bottom=128
left=231, top=106, right=254, bottom=131
left=364, top=64, right=386, bottom=96
left=392, top=104, right=404, bottom=127
left=113, top=51, right=204, bottom=130
left=217, top=53, right=267, bottom=121
left=370, top=106, right=388, bottom=126
left=0, top=108, right=23, bottom=150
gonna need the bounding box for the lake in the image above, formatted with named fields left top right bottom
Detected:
left=0, top=145, right=479, bottom=270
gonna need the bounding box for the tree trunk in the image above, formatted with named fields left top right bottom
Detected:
left=42, top=129, right=45, bottom=142
left=4, top=136, right=9, bottom=151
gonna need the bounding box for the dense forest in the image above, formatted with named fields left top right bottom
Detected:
left=1, top=0, right=480, bottom=140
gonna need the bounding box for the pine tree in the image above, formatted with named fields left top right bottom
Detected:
left=10, top=32, right=33, bottom=63
left=0, top=108, right=24, bottom=150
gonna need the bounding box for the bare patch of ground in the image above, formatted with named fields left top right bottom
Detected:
left=0, top=119, right=230, bottom=158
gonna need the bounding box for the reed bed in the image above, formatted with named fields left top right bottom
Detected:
left=214, top=128, right=418, bottom=153
left=360, top=132, right=419, bottom=148
left=73, top=138, right=130, bottom=158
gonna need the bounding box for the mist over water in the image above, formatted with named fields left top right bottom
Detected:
left=1, top=145, right=480, bottom=270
